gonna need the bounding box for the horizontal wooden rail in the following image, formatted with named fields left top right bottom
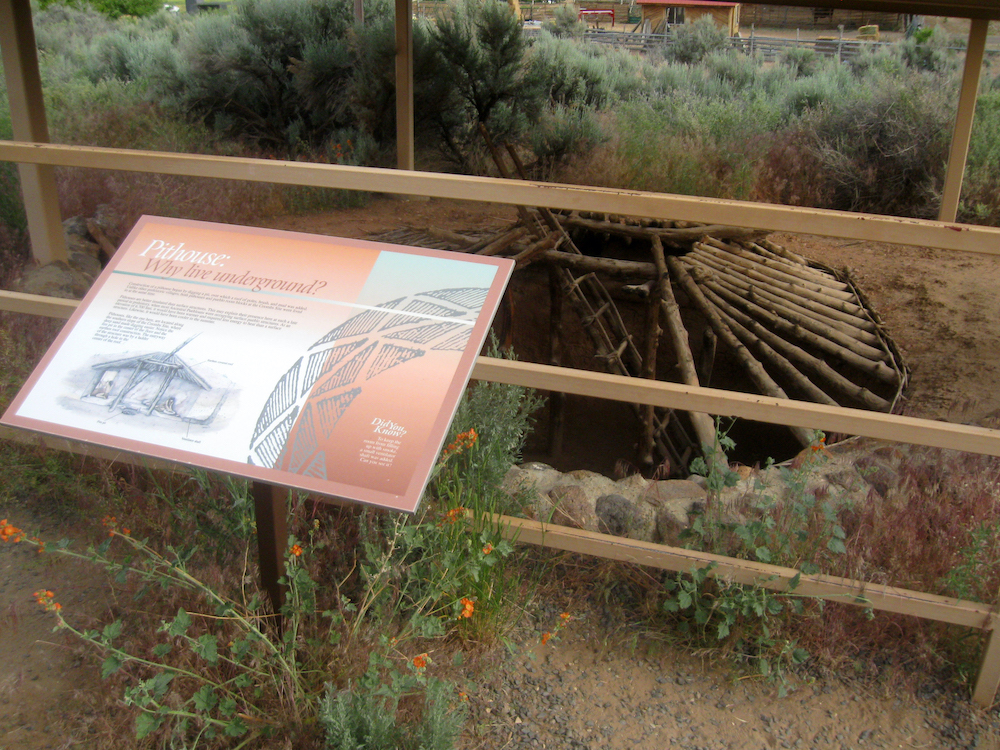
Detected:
left=3, top=289, right=1000, bottom=458
left=0, top=290, right=78, bottom=318
left=497, top=516, right=996, bottom=630
left=3, top=141, right=1000, bottom=256
left=471, top=357, right=1000, bottom=458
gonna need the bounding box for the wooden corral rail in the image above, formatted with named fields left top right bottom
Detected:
left=526, top=29, right=1000, bottom=60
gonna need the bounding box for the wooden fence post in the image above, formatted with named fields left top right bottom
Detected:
left=973, top=617, right=1000, bottom=708
left=252, top=482, right=288, bottom=616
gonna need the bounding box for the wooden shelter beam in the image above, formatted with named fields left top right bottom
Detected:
left=3, top=142, right=1000, bottom=256
left=0, top=0, right=67, bottom=264
left=394, top=0, right=414, bottom=171
left=938, top=18, right=988, bottom=223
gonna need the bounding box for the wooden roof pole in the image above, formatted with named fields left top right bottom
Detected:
left=938, top=18, right=988, bottom=223
left=0, top=0, right=67, bottom=264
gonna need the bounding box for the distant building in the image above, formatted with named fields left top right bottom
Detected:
left=636, top=0, right=740, bottom=36
left=739, top=5, right=901, bottom=30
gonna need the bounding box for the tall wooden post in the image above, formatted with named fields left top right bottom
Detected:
left=547, top=265, right=565, bottom=457
left=394, top=0, right=414, bottom=172
left=252, top=482, right=288, bottom=616
left=974, top=616, right=1000, bottom=707
left=0, top=0, right=68, bottom=264
left=938, top=18, right=988, bottom=224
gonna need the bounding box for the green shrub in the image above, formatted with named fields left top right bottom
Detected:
left=39, top=0, right=162, bottom=18
left=960, top=83, right=1000, bottom=225
left=898, top=26, right=960, bottom=73
left=152, top=0, right=375, bottom=154
left=429, top=0, right=538, bottom=169
left=348, top=16, right=452, bottom=151
left=320, top=677, right=465, bottom=750
left=666, top=16, right=728, bottom=65
left=798, top=71, right=953, bottom=217
left=779, top=46, right=821, bottom=78
left=529, top=104, right=606, bottom=173
left=0, top=81, right=27, bottom=249
left=703, top=49, right=757, bottom=89
left=541, top=2, right=585, bottom=39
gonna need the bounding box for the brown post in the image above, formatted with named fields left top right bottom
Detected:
left=394, top=0, right=414, bottom=171
left=974, top=616, right=1000, bottom=707
left=252, top=482, right=288, bottom=616
left=0, top=0, right=68, bottom=263
left=548, top=265, right=565, bottom=457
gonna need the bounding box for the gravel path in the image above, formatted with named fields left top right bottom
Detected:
left=471, top=606, right=1000, bottom=750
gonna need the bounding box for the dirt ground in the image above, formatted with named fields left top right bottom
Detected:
left=4, top=196, right=1000, bottom=749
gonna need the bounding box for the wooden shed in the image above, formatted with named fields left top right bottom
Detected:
left=637, top=0, right=740, bottom=35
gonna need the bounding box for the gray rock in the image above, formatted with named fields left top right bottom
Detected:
left=596, top=493, right=633, bottom=536
left=66, top=233, right=100, bottom=259
left=17, top=261, right=94, bottom=299
left=68, top=250, right=102, bottom=279
left=563, top=470, right=619, bottom=507
left=62, top=216, right=90, bottom=238
left=504, top=463, right=564, bottom=500
left=548, top=484, right=598, bottom=530
left=642, top=480, right=707, bottom=542
left=595, top=493, right=656, bottom=540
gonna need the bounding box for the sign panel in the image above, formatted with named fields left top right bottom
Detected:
left=2, top=216, right=514, bottom=512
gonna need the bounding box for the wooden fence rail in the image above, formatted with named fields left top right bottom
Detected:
left=521, top=27, right=1000, bottom=60
left=3, top=139, right=1000, bottom=705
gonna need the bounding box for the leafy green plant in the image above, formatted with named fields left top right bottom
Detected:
left=661, top=430, right=848, bottom=693
left=319, top=662, right=466, bottom=750
left=666, top=16, right=728, bottom=65
left=663, top=563, right=810, bottom=695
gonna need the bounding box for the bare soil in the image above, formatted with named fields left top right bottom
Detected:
left=4, top=196, right=1000, bottom=749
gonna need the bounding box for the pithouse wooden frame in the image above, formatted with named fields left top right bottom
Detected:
left=3, top=0, right=1000, bottom=706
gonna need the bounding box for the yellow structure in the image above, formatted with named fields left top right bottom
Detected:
left=637, top=0, right=740, bottom=36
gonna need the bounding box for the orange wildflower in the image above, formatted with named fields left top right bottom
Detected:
left=33, top=589, right=61, bottom=613
left=541, top=632, right=551, bottom=645
left=440, top=429, right=478, bottom=461
left=482, top=543, right=494, bottom=555
left=459, top=597, right=475, bottom=619
left=290, top=544, right=303, bottom=557
left=1, top=520, right=24, bottom=543
left=560, top=612, right=571, bottom=623
left=412, top=653, right=428, bottom=669
left=440, top=507, right=467, bottom=526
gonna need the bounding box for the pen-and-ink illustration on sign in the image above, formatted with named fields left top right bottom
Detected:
left=82, top=335, right=233, bottom=429
left=2, top=216, right=514, bottom=513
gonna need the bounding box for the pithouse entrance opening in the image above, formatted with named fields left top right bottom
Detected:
left=374, top=211, right=908, bottom=478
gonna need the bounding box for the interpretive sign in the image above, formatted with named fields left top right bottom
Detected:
left=2, top=216, right=514, bottom=513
